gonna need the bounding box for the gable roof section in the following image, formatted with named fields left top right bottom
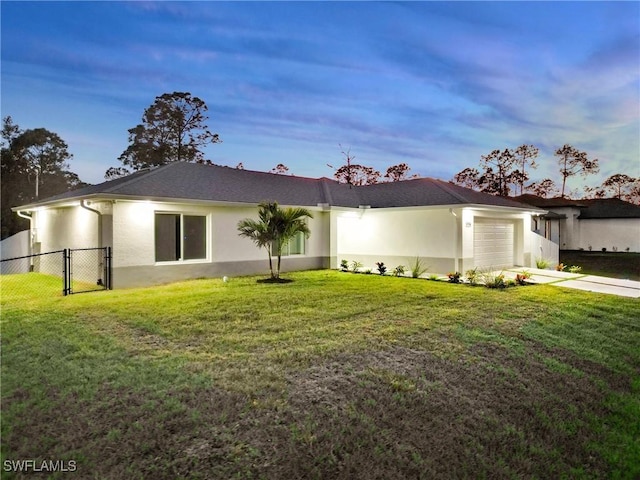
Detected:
left=514, top=194, right=640, bottom=219
left=16, top=162, right=540, bottom=211
left=514, top=194, right=587, bottom=209
left=577, top=198, right=640, bottom=219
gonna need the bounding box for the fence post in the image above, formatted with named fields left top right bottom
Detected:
left=105, top=247, right=112, bottom=290
left=62, top=249, right=71, bottom=296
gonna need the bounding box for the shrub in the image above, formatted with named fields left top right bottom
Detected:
left=515, top=270, right=531, bottom=286
left=393, top=265, right=406, bottom=277
left=602, top=247, right=607, bottom=252
left=363, top=269, right=372, bottom=274
left=375, top=262, right=387, bottom=275
left=568, top=265, right=582, bottom=273
left=447, top=272, right=462, bottom=283
left=340, top=259, right=349, bottom=272
left=465, top=268, right=479, bottom=285
left=350, top=260, right=363, bottom=273
left=428, top=274, right=440, bottom=281
left=535, top=258, right=550, bottom=269
left=556, top=263, right=566, bottom=272
left=483, top=271, right=506, bottom=289
left=409, top=257, right=429, bottom=278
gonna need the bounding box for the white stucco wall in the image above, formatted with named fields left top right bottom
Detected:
left=579, top=219, right=640, bottom=252
left=335, top=206, right=537, bottom=273
left=112, top=200, right=330, bottom=268
left=337, top=208, right=455, bottom=259
left=33, top=206, right=99, bottom=253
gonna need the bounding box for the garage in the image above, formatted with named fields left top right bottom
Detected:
left=474, top=218, right=515, bottom=269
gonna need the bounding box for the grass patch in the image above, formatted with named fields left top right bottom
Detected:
left=559, top=251, right=640, bottom=281
left=2, top=270, right=639, bottom=479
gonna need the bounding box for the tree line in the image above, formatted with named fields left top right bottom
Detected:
left=3, top=91, right=638, bottom=239
left=450, top=144, right=638, bottom=203
left=1, top=117, right=86, bottom=239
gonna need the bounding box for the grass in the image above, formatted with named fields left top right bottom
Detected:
left=1, top=270, right=639, bottom=479
left=559, top=251, right=640, bottom=281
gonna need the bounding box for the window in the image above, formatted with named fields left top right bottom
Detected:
left=155, top=213, right=207, bottom=262
left=272, top=231, right=306, bottom=256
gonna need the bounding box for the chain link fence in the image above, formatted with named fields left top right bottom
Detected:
left=0, top=250, right=66, bottom=300
left=0, top=248, right=111, bottom=302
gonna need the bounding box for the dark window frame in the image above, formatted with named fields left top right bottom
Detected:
left=155, top=213, right=208, bottom=263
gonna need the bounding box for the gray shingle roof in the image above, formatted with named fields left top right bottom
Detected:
left=18, top=162, right=539, bottom=210
left=514, top=194, right=640, bottom=219
left=577, top=198, right=640, bottom=219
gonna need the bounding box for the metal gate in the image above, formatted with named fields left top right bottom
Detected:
left=64, top=247, right=112, bottom=295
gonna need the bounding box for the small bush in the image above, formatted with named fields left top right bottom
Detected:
left=363, top=269, right=372, bottom=275
left=515, top=270, right=531, bottom=286
left=409, top=257, right=429, bottom=278
left=447, top=272, right=462, bottom=283
left=465, top=268, right=479, bottom=285
left=428, top=274, right=440, bottom=281
left=602, top=247, right=607, bottom=252
left=556, top=263, right=566, bottom=272
left=340, top=259, right=349, bottom=272
left=535, top=258, right=550, bottom=269
left=350, top=260, right=363, bottom=273
left=483, top=271, right=506, bottom=289
left=393, top=265, right=405, bottom=277
left=568, top=265, right=582, bottom=273
left=375, top=262, right=387, bottom=275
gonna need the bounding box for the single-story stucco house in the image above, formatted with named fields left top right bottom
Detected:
left=13, top=162, right=553, bottom=288
left=515, top=194, right=640, bottom=253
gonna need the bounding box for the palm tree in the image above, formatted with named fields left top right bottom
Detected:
left=237, top=201, right=313, bottom=279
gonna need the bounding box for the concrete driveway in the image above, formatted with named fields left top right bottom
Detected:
left=504, top=268, right=640, bottom=299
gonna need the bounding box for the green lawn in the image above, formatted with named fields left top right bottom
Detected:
left=560, top=251, right=640, bottom=281
left=1, top=271, right=639, bottom=479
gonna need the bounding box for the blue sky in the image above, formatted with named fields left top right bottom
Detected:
left=2, top=1, right=639, bottom=193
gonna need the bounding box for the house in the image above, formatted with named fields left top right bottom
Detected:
left=13, top=162, right=551, bottom=288
left=515, top=194, right=640, bottom=252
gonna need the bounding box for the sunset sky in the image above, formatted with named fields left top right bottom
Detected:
left=2, top=1, right=638, bottom=193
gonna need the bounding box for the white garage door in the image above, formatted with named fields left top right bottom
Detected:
left=474, top=219, right=514, bottom=269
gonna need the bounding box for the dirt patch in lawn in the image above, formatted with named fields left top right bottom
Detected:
left=3, top=341, right=629, bottom=479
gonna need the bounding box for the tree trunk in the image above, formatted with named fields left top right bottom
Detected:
left=267, top=250, right=274, bottom=279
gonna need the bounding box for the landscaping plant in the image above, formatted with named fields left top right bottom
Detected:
left=237, top=201, right=312, bottom=280
left=447, top=271, right=462, bottom=283
left=465, top=268, right=479, bottom=285
left=375, top=262, right=387, bottom=275
left=409, top=257, right=429, bottom=278
left=340, top=259, right=349, bottom=272
left=393, top=265, right=405, bottom=277
left=515, top=271, right=532, bottom=286
left=350, top=260, right=363, bottom=273
left=535, top=258, right=550, bottom=269
left=482, top=270, right=506, bottom=288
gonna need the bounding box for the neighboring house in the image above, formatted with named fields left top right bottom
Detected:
left=515, top=194, right=640, bottom=252
left=13, top=162, right=550, bottom=288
